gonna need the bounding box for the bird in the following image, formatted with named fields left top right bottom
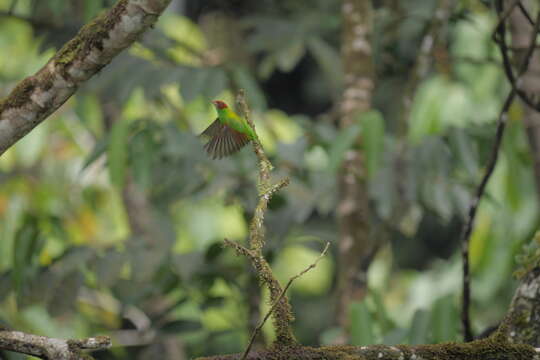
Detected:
left=200, top=100, right=257, bottom=159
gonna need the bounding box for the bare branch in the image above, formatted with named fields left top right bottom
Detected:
left=492, top=0, right=540, bottom=111
left=461, top=4, right=540, bottom=342
left=0, top=0, right=172, bottom=155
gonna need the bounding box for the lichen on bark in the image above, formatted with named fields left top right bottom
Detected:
left=0, top=0, right=172, bottom=155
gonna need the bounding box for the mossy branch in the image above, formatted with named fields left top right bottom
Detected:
left=0, top=330, right=110, bottom=360
left=222, top=91, right=296, bottom=347
left=0, top=0, right=172, bottom=155
left=236, top=90, right=273, bottom=185
left=199, top=336, right=539, bottom=360
left=240, top=242, right=330, bottom=360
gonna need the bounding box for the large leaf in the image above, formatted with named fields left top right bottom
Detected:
left=83, top=0, right=104, bottom=22
left=12, top=215, right=43, bottom=294
left=349, top=301, right=375, bottom=346
left=360, top=110, right=385, bottom=178
left=159, top=14, right=208, bottom=66
left=327, top=123, right=361, bottom=173
left=231, top=66, right=267, bottom=110
left=449, top=128, right=478, bottom=177
left=431, top=295, right=458, bottom=342
left=308, top=37, right=343, bottom=95
left=80, top=135, right=109, bottom=173
left=408, top=77, right=446, bottom=143
left=276, top=41, right=305, bottom=72
left=130, top=128, right=155, bottom=191
left=108, top=119, right=131, bottom=188
left=409, top=309, right=431, bottom=345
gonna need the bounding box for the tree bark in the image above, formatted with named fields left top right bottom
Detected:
left=336, top=0, right=375, bottom=331
left=0, top=0, right=172, bottom=155
left=197, top=337, right=540, bottom=360
left=505, top=266, right=540, bottom=347
left=507, top=0, right=540, bottom=204
left=0, top=330, right=110, bottom=360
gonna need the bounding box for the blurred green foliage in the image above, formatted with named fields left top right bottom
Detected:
left=0, top=0, right=538, bottom=359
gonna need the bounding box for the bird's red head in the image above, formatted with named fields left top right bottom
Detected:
left=212, top=100, right=228, bottom=110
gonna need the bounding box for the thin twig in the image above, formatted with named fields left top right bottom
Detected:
left=491, top=0, right=521, bottom=42
left=517, top=2, right=535, bottom=27
left=461, top=5, right=540, bottom=342
left=240, top=242, right=330, bottom=360
left=493, top=0, right=540, bottom=111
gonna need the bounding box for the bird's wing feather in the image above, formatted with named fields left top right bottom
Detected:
left=202, top=121, right=250, bottom=159
left=200, top=118, right=222, bottom=138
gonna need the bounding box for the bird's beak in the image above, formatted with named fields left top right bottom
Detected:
left=211, top=101, right=218, bottom=106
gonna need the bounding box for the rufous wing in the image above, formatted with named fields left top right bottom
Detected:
left=200, top=119, right=250, bottom=159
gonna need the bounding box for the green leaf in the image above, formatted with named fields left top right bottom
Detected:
left=369, top=289, right=393, bottom=333
left=84, top=0, right=104, bottom=22
left=320, top=327, right=344, bottom=345
left=276, top=41, right=305, bottom=72
left=408, top=77, right=446, bottom=144
left=0, top=273, right=11, bottom=303
left=159, top=14, right=208, bottom=66
left=231, top=66, right=267, bottom=110
left=48, top=0, right=68, bottom=16
left=349, top=301, right=375, bottom=346
left=131, top=129, right=154, bottom=191
left=15, top=119, right=48, bottom=167
left=449, top=129, right=478, bottom=177
left=108, top=119, right=131, bottom=188
left=431, top=295, right=458, bottom=342
left=12, top=215, right=43, bottom=293
left=409, top=309, right=431, bottom=345
left=76, top=94, right=103, bottom=136
left=327, top=123, right=361, bottom=173
left=179, top=69, right=211, bottom=102
left=308, top=37, right=343, bottom=95
left=360, top=110, right=385, bottom=178
left=382, top=328, right=408, bottom=345
left=160, top=319, right=202, bottom=334
left=80, top=135, right=109, bottom=173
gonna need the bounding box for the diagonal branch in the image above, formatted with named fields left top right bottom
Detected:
left=0, top=330, right=110, bottom=360
left=492, top=1, right=540, bottom=112
left=0, top=0, right=172, bottom=156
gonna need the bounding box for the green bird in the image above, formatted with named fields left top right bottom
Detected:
left=200, top=100, right=257, bottom=159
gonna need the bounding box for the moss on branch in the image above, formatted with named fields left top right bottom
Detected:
left=199, top=336, right=538, bottom=360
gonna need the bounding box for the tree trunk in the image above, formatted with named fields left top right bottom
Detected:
left=336, top=0, right=375, bottom=332
left=508, top=0, right=540, bottom=203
